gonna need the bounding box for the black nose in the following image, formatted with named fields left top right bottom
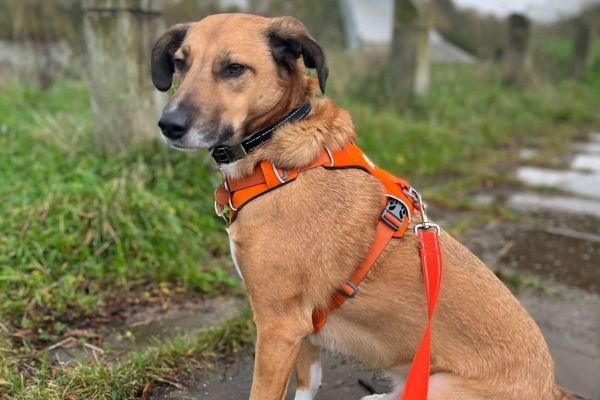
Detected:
left=158, top=108, right=190, bottom=140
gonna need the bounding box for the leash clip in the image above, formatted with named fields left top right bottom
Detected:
left=414, top=221, right=441, bottom=236
left=405, top=188, right=441, bottom=236
left=413, top=202, right=441, bottom=236
left=403, top=186, right=422, bottom=208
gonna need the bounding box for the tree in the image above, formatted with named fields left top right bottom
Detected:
left=572, top=14, right=597, bottom=79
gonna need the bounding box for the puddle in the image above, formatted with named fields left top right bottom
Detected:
left=519, top=147, right=541, bottom=160
left=573, top=142, right=600, bottom=155
left=515, top=132, right=600, bottom=199
left=516, top=167, right=600, bottom=198
left=506, top=133, right=600, bottom=292
left=507, top=193, right=600, bottom=219
left=571, top=154, right=600, bottom=172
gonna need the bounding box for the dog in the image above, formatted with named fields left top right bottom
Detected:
left=151, top=13, right=584, bottom=400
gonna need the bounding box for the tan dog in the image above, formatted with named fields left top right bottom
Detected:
left=151, top=13, right=583, bottom=400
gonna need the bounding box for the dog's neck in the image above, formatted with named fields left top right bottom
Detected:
left=217, top=98, right=356, bottom=179
left=210, top=102, right=313, bottom=165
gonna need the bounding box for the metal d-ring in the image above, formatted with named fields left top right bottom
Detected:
left=324, top=146, right=335, bottom=167
left=228, top=198, right=238, bottom=211
left=214, top=201, right=225, bottom=217
left=271, top=162, right=289, bottom=184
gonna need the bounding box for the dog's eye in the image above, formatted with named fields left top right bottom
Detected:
left=223, top=63, right=246, bottom=77
left=173, top=58, right=186, bottom=72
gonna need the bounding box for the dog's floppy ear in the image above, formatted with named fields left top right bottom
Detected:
left=267, top=17, right=329, bottom=93
left=151, top=23, right=191, bottom=92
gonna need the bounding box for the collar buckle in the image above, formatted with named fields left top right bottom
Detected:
left=222, top=143, right=247, bottom=163
left=210, top=102, right=312, bottom=165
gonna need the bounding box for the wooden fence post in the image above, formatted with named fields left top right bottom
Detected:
left=390, top=0, right=431, bottom=101
left=83, top=0, right=165, bottom=154
left=502, top=13, right=533, bottom=86
left=572, top=16, right=596, bottom=79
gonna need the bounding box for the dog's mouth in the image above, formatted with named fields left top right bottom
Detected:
left=160, top=128, right=223, bottom=152
left=168, top=142, right=200, bottom=153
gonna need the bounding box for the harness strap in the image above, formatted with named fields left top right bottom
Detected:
left=312, top=211, right=401, bottom=331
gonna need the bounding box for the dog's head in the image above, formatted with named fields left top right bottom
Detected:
left=151, top=13, right=328, bottom=151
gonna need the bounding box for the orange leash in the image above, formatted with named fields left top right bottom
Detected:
left=401, top=224, right=442, bottom=400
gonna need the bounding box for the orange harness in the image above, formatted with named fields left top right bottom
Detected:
left=214, top=142, right=442, bottom=400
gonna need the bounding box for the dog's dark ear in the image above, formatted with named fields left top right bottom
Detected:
left=267, top=17, right=329, bottom=93
left=151, top=23, right=191, bottom=92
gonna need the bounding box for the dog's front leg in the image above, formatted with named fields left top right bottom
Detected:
left=249, top=313, right=313, bottom=400
left=294, top=338, right=322, bottom=400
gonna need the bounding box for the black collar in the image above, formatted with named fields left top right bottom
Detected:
left=210, top=102, right=312, bottom=164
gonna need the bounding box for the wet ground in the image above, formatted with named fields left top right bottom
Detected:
left=145, top=133, right=600, bottom=399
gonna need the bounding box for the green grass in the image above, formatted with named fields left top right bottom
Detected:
left=0, top=82, right=236, bottom=337
left=1, top=49, right=600, bottom=398
left=337, top=62, right=600, bottom=201
left=1, top=313, right=255, bottom=400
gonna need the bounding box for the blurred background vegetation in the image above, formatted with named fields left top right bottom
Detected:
left=0, top=0, right=599, bottom=398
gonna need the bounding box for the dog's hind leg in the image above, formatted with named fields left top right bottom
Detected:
left=294, top=339, right=322, bottom=400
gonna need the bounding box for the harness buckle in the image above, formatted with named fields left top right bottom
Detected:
left=380, top=197, right=409, bottom=231
left=340, top=280, right=360, bottom=299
